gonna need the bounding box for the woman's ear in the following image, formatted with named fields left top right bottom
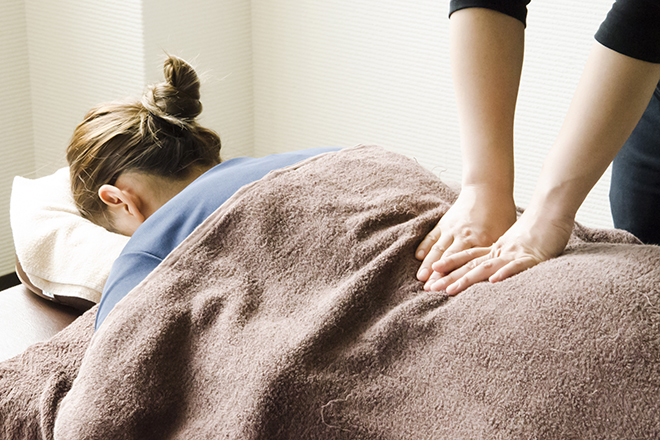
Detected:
left=98, top=184, right=146, bottom=235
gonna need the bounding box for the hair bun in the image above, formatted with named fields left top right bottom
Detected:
left=142, top=55, right=203, bottom=123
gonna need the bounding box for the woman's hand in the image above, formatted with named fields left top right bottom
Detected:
left=427, top=207, right=574, bottom=295
left=415, top=185, right=517, bottom=288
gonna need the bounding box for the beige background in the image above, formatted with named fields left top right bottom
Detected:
left=0, top=0, right=616, bottom=276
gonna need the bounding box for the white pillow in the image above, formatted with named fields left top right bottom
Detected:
left=10, top=168, right=129, bottom=305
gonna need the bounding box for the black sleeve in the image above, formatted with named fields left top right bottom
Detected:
left=449, top=0, right=531, bottom=27
left=595, top=0, right=660, bottom=63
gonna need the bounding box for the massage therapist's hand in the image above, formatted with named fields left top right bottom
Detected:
left=427, top=206, right=574, bottom=295
left=415, top=184, right=516, bottom=288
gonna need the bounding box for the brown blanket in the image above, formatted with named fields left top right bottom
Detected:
left=2, top=145, right=659, bottom=439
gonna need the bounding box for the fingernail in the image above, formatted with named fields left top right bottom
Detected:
left=416, top=249, right=425, bottom=259
left=417, top=268, right=430, bottom=281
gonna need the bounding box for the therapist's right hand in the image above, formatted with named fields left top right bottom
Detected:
left=415, top=185, right=517, bottom=290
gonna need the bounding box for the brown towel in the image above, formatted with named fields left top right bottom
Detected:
left=2, top=145, right=658, bottom=439
left=0, top=307, right=94, bottom=439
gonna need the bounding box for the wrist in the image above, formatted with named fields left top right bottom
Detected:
left=526, top=185, right=578, bottom=226
left=460, top=180, right=514, bottom=203
left=462, top=158, right=514, bottom=196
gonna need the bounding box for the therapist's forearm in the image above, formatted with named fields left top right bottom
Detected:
left=529, top=43, right=660, bottom=221
left=450, top=8, right=524, bottom=194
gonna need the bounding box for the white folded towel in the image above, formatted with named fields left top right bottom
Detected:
left=10, top=168, right=129, bottom=304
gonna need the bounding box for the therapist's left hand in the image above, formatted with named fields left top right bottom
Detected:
left=425, top=208, right=574, bottom=295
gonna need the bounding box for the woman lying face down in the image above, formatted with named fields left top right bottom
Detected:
left=67, top=55, right=221, bottom=236
left=66, top=56, right=341, bottom=330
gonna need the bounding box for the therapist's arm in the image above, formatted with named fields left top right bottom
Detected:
left=431, top=42, right=660, bottom=294
left=416, top=8, right=523, bottom=284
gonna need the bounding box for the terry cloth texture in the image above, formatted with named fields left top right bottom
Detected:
left=1, top=145, right=658, bottom=439
left=10, top=167, right=128, bottom=304
left=0, top=307, right=95, bottom=439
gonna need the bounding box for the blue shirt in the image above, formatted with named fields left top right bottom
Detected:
left=96, top=147, right=340, bottom=330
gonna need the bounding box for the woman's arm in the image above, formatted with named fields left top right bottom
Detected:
left=416, top=8, right=523, bottom=285
left=430, top=42, right=660, bottom=294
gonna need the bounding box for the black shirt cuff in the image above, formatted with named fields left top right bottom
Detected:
left=449, top=0, right=531, bottom=27
left=595, top=0, right=660, bottom=63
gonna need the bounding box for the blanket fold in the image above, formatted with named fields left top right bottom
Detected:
left=1, top=145, right=658, bottom=439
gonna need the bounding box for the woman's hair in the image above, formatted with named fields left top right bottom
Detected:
left=67, top=55, right=221, bottom=229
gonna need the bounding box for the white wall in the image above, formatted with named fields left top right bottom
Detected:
left=25, top=0, right=146, bottom=177
left=142, top=0, right=254, bottom=160
left=0, top=0, right=35, bottom=275
left=252, top=0, right=453, bottom=172
left=0, top=0, right=628, bottom=276
left=252, top=0, right=617, bottom=229
left=519, top=0, right=614, bottom=228
left=1, top=0, right=253, bottom=276
left=23, top=0, right=254, bottom=174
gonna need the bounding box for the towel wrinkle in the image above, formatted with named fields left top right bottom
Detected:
left=2, top=146, right=659, bottom=439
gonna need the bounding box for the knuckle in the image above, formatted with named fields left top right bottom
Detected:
left=466, top=259, right=480, bottom=270
left=431, top=243, right=445, bottom=253
left=458, top=227, right=473, bottom=239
